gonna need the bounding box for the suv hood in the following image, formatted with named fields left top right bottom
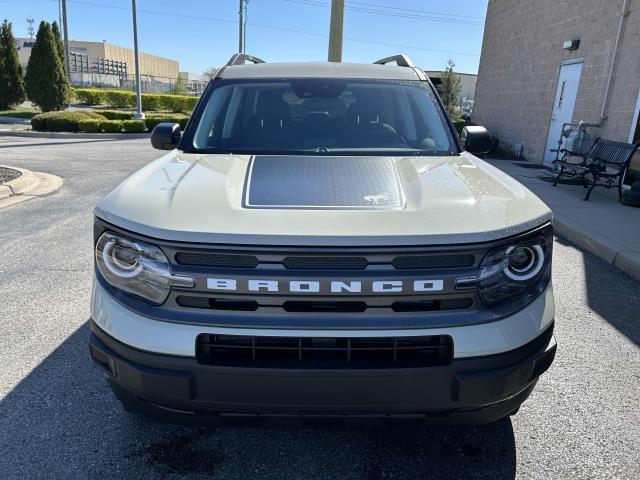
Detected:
left=95, top=151, right=551, bottom=246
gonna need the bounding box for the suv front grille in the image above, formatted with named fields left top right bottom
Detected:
left=166, top=246, right=481, bottom=318
left=172, top=251, right=476, bottom=271
left=196, top=334, right=453, bottom=368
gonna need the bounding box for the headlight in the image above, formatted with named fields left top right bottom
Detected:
left=456, top=231, right=551, bottom=307
left=95, top=232, right=194, bottom=305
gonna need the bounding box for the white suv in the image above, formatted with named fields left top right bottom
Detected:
left=89, top=54, right=556, bottom=426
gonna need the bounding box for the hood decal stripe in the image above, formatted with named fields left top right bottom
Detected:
left=243, top=156, right=405, bottom=210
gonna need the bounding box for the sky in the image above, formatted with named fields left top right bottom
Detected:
left=1, top=0, right=488, bottom=75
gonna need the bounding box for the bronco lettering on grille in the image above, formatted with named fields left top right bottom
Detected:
left=206, top=278, right=444, bottom=294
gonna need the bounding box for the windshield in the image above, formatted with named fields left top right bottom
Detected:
left=188, top=78, right=457, bottom=156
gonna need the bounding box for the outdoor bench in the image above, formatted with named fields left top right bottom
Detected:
left=552, top=138, right=639, bottom=201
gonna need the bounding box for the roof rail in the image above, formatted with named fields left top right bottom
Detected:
left=373, top=54, right=427, bottom=81
left=373, top=55, right=416, bottom=68
left=225, top=53, right=266, bottom=67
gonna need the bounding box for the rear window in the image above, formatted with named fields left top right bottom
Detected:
left=188, top=78, right=457, bottom=156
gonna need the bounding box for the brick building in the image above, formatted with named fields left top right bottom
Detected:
left=473, top=0, right=640, bottom=171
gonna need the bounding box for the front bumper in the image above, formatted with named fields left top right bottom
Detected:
left=89, top=320, right=556, bottom=425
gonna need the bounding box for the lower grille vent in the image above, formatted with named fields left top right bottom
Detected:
left=283, top=256, right=368, bottom=270
left=174, top=253, right=258, bottom=268
left=196, top=334, right=453, bottom=368
left=392, top=254, right=475, bottom=269
left=282, top=301, right=367, bottom=313
left=391, top=297, right=472, bottom=312
left=176, top=295, right=258, bottom=311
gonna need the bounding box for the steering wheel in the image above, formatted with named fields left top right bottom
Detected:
left=354, top=130, right=406, bottom=147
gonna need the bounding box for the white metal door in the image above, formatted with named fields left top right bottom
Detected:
left=543, top=62, right=583, bottom=164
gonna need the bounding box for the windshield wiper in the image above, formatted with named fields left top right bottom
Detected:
left=312, top=146, right=330, bottom=153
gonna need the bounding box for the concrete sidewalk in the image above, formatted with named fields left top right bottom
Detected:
left=488, top=158, right=640, bottom=282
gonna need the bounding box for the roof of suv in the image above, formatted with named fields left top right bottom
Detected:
left=221, top=61, right=424, bottom=81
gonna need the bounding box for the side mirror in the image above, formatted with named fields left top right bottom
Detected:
left=150, top=123, right=181, bottom=150
left=460, top=126, right=493, bottom=155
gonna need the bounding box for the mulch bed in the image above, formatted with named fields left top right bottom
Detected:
left=0, top=166, right=21, bottom=184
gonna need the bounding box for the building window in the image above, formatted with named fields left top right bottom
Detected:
left=558, top=81, right=566, bottom=108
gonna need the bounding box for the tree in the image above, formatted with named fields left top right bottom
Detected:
left=172, top=76, right=188, bottom=95
left=51, top=21, right=66, bottom=67
left=25, top=21, right=70, bottom=112
left=438, top=59, right=462, bottom=119
left=202, top=66, right=218, bottom=81
left=0, top=19, right=26, bottom=109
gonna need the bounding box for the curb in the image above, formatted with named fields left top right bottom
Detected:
left=0, top=130, right=149, bottom=140
left=613, top=252, right=640, bottom=282
left=0, top=166, right=37, bottom=200
left=553, top=217, right=640, bottom=283
left=0, top=165, right=63, bottom=208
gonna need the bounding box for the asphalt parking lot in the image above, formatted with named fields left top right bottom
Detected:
left=0, top=136, right=639, bottom=480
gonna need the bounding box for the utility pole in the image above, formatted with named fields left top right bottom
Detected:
left=60, top=0, right=71, bottom=75
left=26, top=18, right=35, bottom=38
left=57, top=1, right=62, bottom=31
left=238, top=0, right=245, bottom=53
left=328, top=0, right=344, bottom=62
left=131, top=0, right=144, bottom=119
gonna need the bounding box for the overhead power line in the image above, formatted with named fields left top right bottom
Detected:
left=284, top=0, right=484, bottom=25
left=62, top=0, right=479, bottom=57
left=0, top=0, right=59, bottom=3
left=68, top=0, right=238, bottom=25
left=249, top=21, right=478, bottom=56
left=346, top=0, right=483, bottom=19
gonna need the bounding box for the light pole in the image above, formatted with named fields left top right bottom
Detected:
left=238, top=0, right=245, bottom=53
left=328, top=0, right=344, bottom=62
left=131, top=0, right=144, bottom=119
left=61, top=0, right=71, bottom=75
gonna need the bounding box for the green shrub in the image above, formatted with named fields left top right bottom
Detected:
left=46, top=113, right=82, bottom=132
left=160, top=94, right=198, bottom=113
left=104, top=90, right=135, bottom=108
left=141, top=94, right=164, bottom=111
left=77, top=119, right=102, bottom=133
left=142, top=117, right=164, bottom=131
left=159, top=95, right=182, bottom=113
left=71, top=87, right=198, bottom=112
left=101, top=120, right=123, bottom=133
left=144, top=114, right=189, bottom=131
left=122, top=119, right=145, bottom=133
left=73, top=88, right=105, bottom=105
left=30, top=112, right=50, bottom=130
left=31, top=110, right=103, bottom=131
left=96, top=110, right=134, bottom=120
left=182, top=96, right=198, bottom=113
